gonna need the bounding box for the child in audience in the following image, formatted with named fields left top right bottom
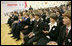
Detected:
left=21, top=13, right=44, bottom=45
left=36, top=13, right=59, bottom=45
left=47, top=10, right=71, bottom=45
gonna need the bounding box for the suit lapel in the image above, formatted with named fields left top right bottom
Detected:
left=67, top=29, right=71, bottom=38
left=50, top=26, right=56, bottom=32
left=36, top=19, right=41, bottom=26
left=66, top=29, right=71, bottom=44
left=34, top=19, right=41, bottom=28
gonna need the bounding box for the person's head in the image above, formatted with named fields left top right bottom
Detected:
left=30, top=5, right=31, bottom=8
left=62, top=6, right=67, bottom=12
left=50, top=13, right=58, bottom=23
left=68, top=5, right=71, bottom=10
left=14, top=11, right=17, bottom=15
left=29, top=13, right=34, bottom=19
left=34, top=13, right=41, bottom=20
left=22, top=11, right=26, bottom=17
left=18, top=13, right=22, bottom=19
left=56, top=11, right=60, bottom=16
left=18, top=13, right=22, bottom=16
left=40, top=10, right=43, bottom=15
left=24, top=12, right=29, bottom=18
left=62, top=10, right=71, bottom=26
left=46, top=12, right=49, bottom=16
left=10, top=12, right=13, bottom=15
left=25, top=10, right=28, bottom=12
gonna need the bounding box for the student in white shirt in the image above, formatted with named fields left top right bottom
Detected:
left=36, top=13, right=59, bottom=45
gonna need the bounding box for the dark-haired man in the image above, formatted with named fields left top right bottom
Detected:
left=21, top=13, right=44, bottom=45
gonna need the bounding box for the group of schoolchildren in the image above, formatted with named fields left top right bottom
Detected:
left=7, top=3, right=71, bottom=45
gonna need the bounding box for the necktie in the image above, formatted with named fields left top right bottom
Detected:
left=63, top=28, right=68, bottom=45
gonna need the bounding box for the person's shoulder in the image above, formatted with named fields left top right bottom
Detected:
left=40, top=20, right=44, bottom=25
left=62, top=25, right=66, bottom=27
left=28, top=18, right=30, bottom=20
left=60, top=25, right=66, bottom=30
left=40, top=19, right=44, bottom=22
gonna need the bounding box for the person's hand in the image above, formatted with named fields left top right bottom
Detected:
left=19, top=19, right=22, bottom=21
left=24, top=25, right=28, bottom=29
left=29, top=34, right=33, bottom=38
left=28, top=32, right=33, bottom=36
left=43, top=30, right=49, bottom=34
left=13, top=21, right=18, bottom=23
left=46, top=41, right=58, bottom=45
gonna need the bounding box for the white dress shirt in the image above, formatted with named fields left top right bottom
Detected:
left=66, top=26, right=71, bottom=34
left=30, top=18, right=35, bottom=21
left=48, top=22, right=57, bottom=32
left=46, top=22, right=57, bottom=39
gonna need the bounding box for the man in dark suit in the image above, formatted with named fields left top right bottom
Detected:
left=56, top=11, right=64, bottom=27
left=29, top=5, right=33, bottom=10
left=29, top=5, right=33, bottom=13
left=44, top=12, right=50, bottom=24
left=41, top=12, right=46, bottom=23
left=36, top=13, right=59, bottom=45
left=59, top=5, right=65, bottom=14
left=8, top=12, right=28, bottom=41
left=8, top=11, right=18, bottom=28
left=46, top=10, right=71, bottom=45
left=22, top=13, right=35, bottom=35
left=20, top=13, right=30, bottom=35
left=56, top=10, right=71, bottom=45
left=14, top=13, right=30, bottom=41
left=21, top=13, right=44, bottom=45
left=7, top=13, right=14, bottom=28
left=8, top=13, right=22, bottom=41
left=7, top=12, right=13, bottom=24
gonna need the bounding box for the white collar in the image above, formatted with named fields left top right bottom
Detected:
left=36, top=19, right=40, bottom=22
left=67, top=26, right=71, bottom=30
left=66, top=26, right=71, bottom=33
left=49, top=22, right=57, bottom=26
left=30, top=18, right=35, bottom=21
left=46, top=16, right=50, bottom=18
left=32, top=18, right=35, bottom=21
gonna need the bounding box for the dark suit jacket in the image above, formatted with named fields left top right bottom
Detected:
left=57, top=15, right=64, bottom=27
left=36, top=22, right=59, bottom=45
left=56, top=25, right=71, bottom=45
left=28, top=20, right=35, bottom=30
left=7, top=17, right=14, bottom=24
left=44, top=17, right=50, bottom=24
left=21, top=19, right=35, bottom=35
left=24, top=18, right=30, bottom=26
left=22, top=18, right=30, bottom=28
left=43, top=22, right=59, bottom=41
left=17, top=18, right=30, bottom=31
left=14, top=15, right=18, bottom=21
left=41, top=14, right=46, bottom=23
left=29, top=7, right=33, bottom=10
left=32, top=19, right=44, bottom=36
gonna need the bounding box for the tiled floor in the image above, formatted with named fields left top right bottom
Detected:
left=1, top=24, right=23, bottom=45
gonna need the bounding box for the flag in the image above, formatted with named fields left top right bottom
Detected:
left=25, top=1, right=27, bottom=8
